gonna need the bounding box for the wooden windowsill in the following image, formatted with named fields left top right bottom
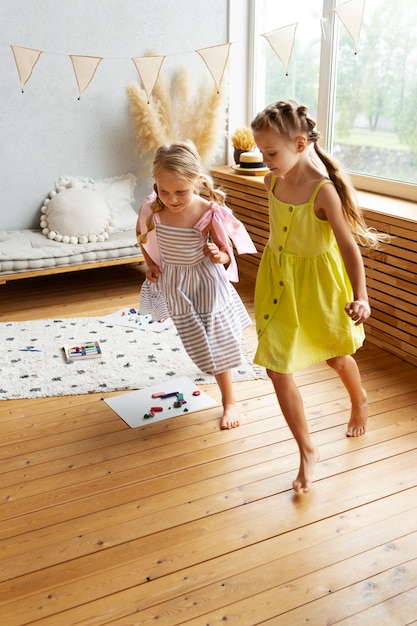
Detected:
left=211, top=165, right=417, bottom=224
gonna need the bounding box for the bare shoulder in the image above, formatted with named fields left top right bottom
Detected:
left=263, top=171, right=273, bottom=191
left=315, top=180, right=342, bottom=220
left=197, top=195, right=211, bottom=211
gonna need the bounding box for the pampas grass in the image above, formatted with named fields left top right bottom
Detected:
left=188, top=77, right=227, bottom=166
left=126, top=67, right=227, bottom=171
left=151, top=73, right=174, bottom=144
left=125, top=82, right=168, bottom=165
left=169, top=67, right=193, bottom=145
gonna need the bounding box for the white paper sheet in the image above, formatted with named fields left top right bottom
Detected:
left=104, top=376, right=218, bottom=428
left=98, top=307, right=173, bottom=332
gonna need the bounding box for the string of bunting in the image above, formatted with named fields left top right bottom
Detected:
left=4, top=0, right=365, bottom=98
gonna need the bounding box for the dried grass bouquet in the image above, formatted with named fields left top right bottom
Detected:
left=126, top=67, right=228, bottom=174
left=230, top=126, right=256, bottom=151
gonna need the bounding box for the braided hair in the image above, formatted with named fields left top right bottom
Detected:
left=251, top=100, right=387, bottom=249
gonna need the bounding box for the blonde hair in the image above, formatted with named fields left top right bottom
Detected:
left=138, top=140, right=226, bottom=244
left=251, top=99, right=388, bottom=249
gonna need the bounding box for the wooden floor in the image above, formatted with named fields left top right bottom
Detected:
left=1, top=266, right=417, bottom=626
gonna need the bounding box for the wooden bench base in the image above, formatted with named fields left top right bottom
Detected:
left=0, top=254, right=143, bottom=285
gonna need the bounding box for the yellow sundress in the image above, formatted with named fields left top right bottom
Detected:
left=254, top=177, right=365, bottom=374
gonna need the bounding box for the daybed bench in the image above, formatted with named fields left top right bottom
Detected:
left=0, top=173, right=144, bottom=284
left=0, top=228, right=143, bottom=284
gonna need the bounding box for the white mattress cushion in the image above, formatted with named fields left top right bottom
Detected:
left=0, top=229, right=141, bottom=274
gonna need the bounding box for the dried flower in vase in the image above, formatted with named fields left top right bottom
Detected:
left=230, top=126, right=256, bottom=151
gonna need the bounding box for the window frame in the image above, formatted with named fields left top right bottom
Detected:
left=242, top=0, right=417, bottom=203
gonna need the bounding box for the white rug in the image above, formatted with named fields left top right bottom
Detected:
left=0, top=315, right=261, bottom=400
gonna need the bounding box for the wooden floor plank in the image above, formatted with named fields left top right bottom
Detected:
left=2, top=426, right=417, bottom=569
left=122, top=529, right=417, bottom=626
left=3, top=488, right=417, bottom=625
left=1, top=450, right=417, bottom=622
left=1, top=270, right=416, bottom=625
left=333, top=588, right=417, bottom=625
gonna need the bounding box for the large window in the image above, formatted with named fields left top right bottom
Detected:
left=252, top=0, right=417, bottom=201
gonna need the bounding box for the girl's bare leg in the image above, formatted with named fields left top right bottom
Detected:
left=326, top=355, right=368, bottom=437
left=214, top=370, right=240, bottom=430
left=267, top=369, right=319, bottom=493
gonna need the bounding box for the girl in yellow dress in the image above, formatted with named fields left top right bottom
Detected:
left=251, top=99, right=387, bottom=493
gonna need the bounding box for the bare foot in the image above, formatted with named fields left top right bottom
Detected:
left=220, top=403, right=240, bottom=430
left=346, top=389, right=368, bottom=437
left=292, top=448, right=320, bottom=494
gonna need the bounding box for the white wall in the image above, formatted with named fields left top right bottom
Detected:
left=0, top=0, right=231, bottom=229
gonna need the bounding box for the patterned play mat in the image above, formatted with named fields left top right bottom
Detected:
left=0, top=315, right=260, bottom=400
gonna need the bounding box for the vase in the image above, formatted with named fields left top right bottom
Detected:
left=233, top=148, right=245, bottom=165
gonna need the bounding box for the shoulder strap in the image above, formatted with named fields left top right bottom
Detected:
left=310, top=178, right=332, bottom=203
left=269, top=175, right=277, bottom=192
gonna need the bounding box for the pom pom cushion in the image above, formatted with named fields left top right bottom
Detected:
left=2, top=173, right=141, bottom=275
left=55, top=173, right=138, bottom=232
left=40, top=186, right=113, bottom=244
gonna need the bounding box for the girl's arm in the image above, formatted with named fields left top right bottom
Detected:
left=316, top=184, right=370, bottom=326
left=136, top=199, right=162, bottom=282
left=203, top=232, right=230, bottom=265
left=140, top=245, right=161, bottom=283
left=135, top=211, right=141, bottom=239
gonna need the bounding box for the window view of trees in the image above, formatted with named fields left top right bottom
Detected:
left=258, top=2, right=321, bottom=121
left=254, top=0, right=417, bottom=187
left=333, top=0, right=417, bottom=184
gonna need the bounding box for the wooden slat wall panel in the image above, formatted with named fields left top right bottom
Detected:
left=211, top=166, right=417, bottom=368
left=361, top=209, right=417, bottom=366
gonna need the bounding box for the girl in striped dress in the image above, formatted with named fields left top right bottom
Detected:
left=136, top=141, right=257, bottom=430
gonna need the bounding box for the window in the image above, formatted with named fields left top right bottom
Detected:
left=252, top=0, right=322, bottom=123
left=251, top=0, right=417, bottom=202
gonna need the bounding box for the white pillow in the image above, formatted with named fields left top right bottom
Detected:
left=55, top=174, right=138, bottom=232
left=40, top=186, right=113, bottom=244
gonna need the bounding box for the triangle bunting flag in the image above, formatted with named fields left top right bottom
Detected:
left=331, top=0, right=365, bottom=53
left=196, top=43, right=231, bottom=91
left=262, top=23, right=298, bottom=76
left=70, top=55, right=102, bottom=99
left=132, top=55, right=165, bottom=101
left=11, top=45, right=42, bottom=91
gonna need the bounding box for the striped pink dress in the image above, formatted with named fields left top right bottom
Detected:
left=140, top=221, right=252, bottom=375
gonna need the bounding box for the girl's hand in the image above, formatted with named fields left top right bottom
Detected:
left=146, top=264, right=161, bottom=283
left=204, top=241, right=229, bottom=265
left=345, top=300, right=371, bottom=325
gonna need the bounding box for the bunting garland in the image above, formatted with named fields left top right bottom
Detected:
left=3, top=1, right=365, bottom=96
left=262, top=24, right=298, bottom=76
left=10, top=45, right=42, bottom=92
left=132, top=55, right=165, bottom=102
left=70, top=55, right=102, bottom=99
left=196, top=43, right=231, bottom=92
left=331, top=0, right=366, bottom=54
